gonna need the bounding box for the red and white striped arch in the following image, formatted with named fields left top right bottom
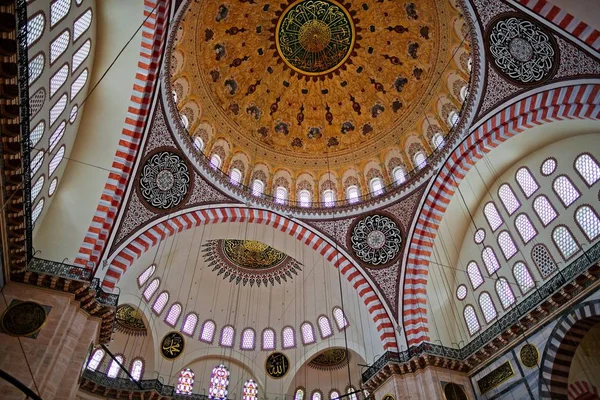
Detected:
left=105, top=206, right=399, bottom=351
left=73, top=0, right=171, bottom=270
left=403, top=84, right=600, bottom=346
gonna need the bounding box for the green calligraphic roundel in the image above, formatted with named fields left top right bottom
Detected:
left=276, top=0, right=355, bottom=75
left=265, top=352, right=290, bottom=379
left=160, top=331, right=185, bottom=360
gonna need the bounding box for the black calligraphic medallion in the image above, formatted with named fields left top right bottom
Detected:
left=1, top=301, right=47, bottom=336
left=265, top=352, right=290, bottom=379
left=160, top=331, right=185, bottom=360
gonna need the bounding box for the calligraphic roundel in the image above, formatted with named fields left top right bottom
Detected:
left=265, top=352, right=290, bottom=378
left=160, top=331, right=185, bottom=360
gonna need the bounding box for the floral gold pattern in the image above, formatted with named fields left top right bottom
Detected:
left=477, top=361, right=514, bottom=394
left=308, top=348, right=350, bottom=371
left=115, top=304, right=147, bottom=336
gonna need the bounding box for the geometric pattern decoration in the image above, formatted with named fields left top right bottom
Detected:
left=115, top=304, right=147, bottom=336
left=138, top=150, right=191, bottom=211
left=404, top=84, right=600, bottom=347
left=201, top=239, right=303, bottom=287
left=307, top=348, right=349, bottom=371
left=104, top=206, right=397, bottom=351
left=350, top=214, right=402, bottom=267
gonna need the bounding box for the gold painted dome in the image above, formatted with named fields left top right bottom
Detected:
left=170, top=0, right=472, bottom=206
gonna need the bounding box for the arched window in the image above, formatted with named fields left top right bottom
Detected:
left=107, top=355, right=124, bottom=379
left=152, top=292, right=169, bottom=314
left=467, top=261, right=484, bottom=289
left=432, top=133, right=444, bottom=149
left=49, top=177, right=58, bottom=196
left=86, top=348, right=105, bottom=371
left=533, top=195, right=557, bottom=226
left=49, top=145, right=65, bottom=176
left=282, top=326, right=295, bottom=349
left=553, top=176, right=580, bottom=207
left=330, top=390, right=341, bottom=400
left=448, top=111, right=459, bottom=127
left=243, top=380, right=258, bottom=400
left=346, top=185, right=359, bottom=203
left=30, top=121, right=45, bottom=147
left=181, top=313, right=198, bottom=336
left=515, top=167, right=539, bottom=198
left=27, top=13, right=45, bottom=47
left=252, top=179, right=264, bottom=196
left=220, top=325, right=235, bottom=347
left=392, top=166, right=406, bottom=184
left=72, top=39, right=91, bottom=71
left=275, top=186, right=288, bottom=204
left=240, top=328, right=255, bottom=350
left=479, top=292, right=497, bottom=323
left=176, top=368, right=195, bottom=395
left=181, top=115, right=189, bottom=129
left=460, top=85, right=469, bottom=102
left=193, top=136, right=204, bottom=151
left=347, top=387, right=358, bottom=400
left=575, top=206, right=600, bottom=241
left=130, top=359, right=144, bottom=381
left=552, top=226, right=580, bottom=260
left=200, top=320, right=216, bottom=343
left=209, top=365, right=229, bottom=399
left=295, top=388, right=305, bottom=400
left=262, top=328, right=275, bottom=350
left=28, top=53, right=44, bottom=86
left=142, top=278, right=159, bottom=300
left=483, top=202, right=503, bottom=231
left=497, top=231, right=517, bottom=260
left=49, top=121, right=66, bottom=152
left=498, top=184, right=520, bottom=215
left=165, top=303, right=182, bottom=327
left=463, top=305, right=480, bottom=335
left=515, top=214, right=538, bottom=244
left=323, top=189, right=335, bottom=207
left=137, top=264, right=155, bottom=286
left=210, top=154, right=221, bottom=169
left=481, top=247, right=500, bottom=274
left=50, top=0, right=71, bottom=27
left=32, top=175, right=45, bottom=202
left=230, top=168, right=242, bottom=185
left=312, top=391, right=322, bottom=400
left=31, top=151, right=44, bottom=177
left=317, top=315, right=333, bottom=338
left=414, top=151, right=427, bottom=169
left=73, top=9, right=92, bottom=41
left=301, top=322, right=316, bottom=345
left=531, top=244, right=557, bottom=278
left=299, top=189, right=311, bottom=207
left=50, top=30, right=70, bottom=64
left=513, top=262, right=535, bottom=294
left=32, top=199, right=44, bottom=223
left=172, top=90, right=178, bottom=104
left=495, top=277, right=516, bottom=309
left=71, top=69, right=88, bottom=99
left=333, top=307, right=348, bottom=330
left=50, top=64, right=69, bottom=97
left=50, top=94, right=67, bottom=126
left=575, top=153, right=600, bottom=186
left=370, top=177, right=384, bottom=196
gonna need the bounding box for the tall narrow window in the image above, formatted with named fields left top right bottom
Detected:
left=200, top=320, right=216, bottom=343
left=330, top=391, right=341, bottom=400
left=50, top=30, right=70, bottom=64
left=495, top=277, right=516, bottom=309
left=193, top=136, right=204, bottom=151
left=515, top=167, right=539, bottom=198
left=333, top=307, right=348, bottom=329
left=295, top=389, right=305, bottom=400
left=448, top=111, right=459, bottom=127
left=483, top=202, right=503, bottom=231
left=73, top=9, right=92, bottom=41
left=498, top=184, right=520, bottom=215
left=575, top=206, right=600, bottom=241
left=533, top=195, right=557, bottom=226
left=515, top=214, right=537, bottom=244
left=152, top=292, right=169, bottom=314
left=72, top=39, right=91, bottom=71
left=497, top=231, right=517, bottom=260
left=181, top=313, right=198, bottom=336
left=467, top=261, right=484, bottom=289
left=553, top=176, right=580, bottom=207
left=552, top=226, right=580, bottom=259
left=323, top=189, right=335, bottom=207
left=393, top=167, right=406, bottom=184
left=181, top=115, right=189, bottom=129
left=301, top=322, right=316, bottom=345
left=464, top=305, right=480, bottom=335
left=28, top=53, right=44, bottom=86
left=432, top=133, right=444, bottom=148
left=49, top=146, right=65, bottom=176
left=481, top=247, right=500, bottom=274
left=414, top=152, right=426, bottom=169
left=275, top=186, right=288, bottom=204
left=479, top=292, right=497, bottom=323
left=531, top=244, right=558, bottom=278
left=107, top=355, right=124, bottom=379
left=209, top=365, right=229, bottom=400
left=240, top=328, right=255, bottom=350
left=252, top=179, right=264, bottom=196
left=130, top=359, right=144, bottom=381
left=48, top=177, right=58, bottom=196
left=31, top=151, right=44, bottom=177
left=262, top=328, right=276, bottom=350
left=220, top=325, right=235, bottom=347
left=460, top=85, right=469, bottom=101
left=513, top=262, right=535, bottom=294
left=318, top=316, right=333, bottom=338
left=86, top=349, right=105, bottom=371
left=137, top=264, right=155, bottom=286
left=312, top=391, right=323, bottom=400
left=282, top=326, right=295, bottom=349
left=230, top=168, right=242, bottom=185
left=346, top=185, right=359, bottom=203
left=48, top=121, right=66, bottom=152
left=347, top=387, right=358, bottom=400
left=370, top=178, right=383, bottom=196
left=71, top=69, right=88, bottom=99
left=243, top=380, right=258, bottom=400
left=31, top=175, right=45, bottom=202
left=50, top=64, right=69, bottom=98
left=27, top=13, right=45, bottom=47
left=574, top=153, right=600, bottom=186
left=32, top=199, right=44, bottom=223
left=30, top=121, right=45, bottom=147
left=165, top=303, right=182, bottom=327
left=50, top=94, right=67, bottom=126
left=176, top=368, right=195, bottom=395
left=50, top=0, right=71, bottom=27
left=210, top=154, right=221, bottom=169
left=142, top=278, right=159, bottom=300
left=299, top=189, right=311, bottom=207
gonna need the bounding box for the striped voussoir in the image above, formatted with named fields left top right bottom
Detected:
left=568, top=381, right=599, bottom=400
left=403, top=84, right=600, bottom=347
left=518, top=0, right=600, bottom=52
left=539, top=299, right=600, bottom=400
left=104, top=207, right=399, bottom=351
left=73, top=0, right=171, bottom=270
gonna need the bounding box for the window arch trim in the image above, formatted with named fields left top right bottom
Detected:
left=199, top=319, right=217, bottom=344
left=478, top=291, right=498, bottom=323
left=164, top=302, right=182, bottom=327
left=73, top=8, right=93, bottom=42
left=220, top=325, right=235, bottom=347
left=311, top=389, right=324, bottom=400
left=497, top=230, right=518, bottom=261
left=494, top=277, right=516, bottom=311
left=332, top=306, right=349, bottom=330
left=137, top=264, right=156, bottom=287
left=181, top=312, right=199, bottom=337
left=294, top=387, right=306, bottom=400
left=512, top=262, right=536, bottom=295
left=574, top=204, right=600, bottom=242
left=28, top=51, right=45, bottom=86
left=552, top=224, right=581, bottom=261
left=300, top=321, right=316, bottom=345
left=282, top=325, right=296, bottom=349
left=574, top=152, right=600, bottom=188
left=240, top=327, right=256, bottom=350
left=129, top=357, right=145, bottom=381
left=497, top=183, right=521, bottom=216
left=532, top=194, right=558, bottom=227
left=106, top=353, right=125, bottom=379
left=261, top=327, right=276, bottom=351
left=514, top=213, right=538, bottom=244
left=50, top=0, right=71, bottom=28
left=552, top=174, right=581, bottom=208
left=317, top=314, right=334, bottom=339
left=27, top=12, right=46, bottom=48
left=515, top=166, right=539, bottom=198
left=49, top=28, right=70, bottom=65
left=463, top=304, right=480, bottom=336
left=151, top=291, right=169, bottom=315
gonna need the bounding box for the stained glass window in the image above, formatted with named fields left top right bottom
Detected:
left=130, top=359, right=143, bottom=381
left=208, top=365, right=229, bottom=400
left=482, top=247, right=500, bottom=274
left=495, top=277, right=516, bottom=309
left=107, top=355, right=124, bottom=379
left=176, top=368, right=195, bottom=395
left=220, top=325, right=234, bottom=347
left=479, top=292, right=497, bottom=323
left=541, top=158, right=557, bottom=176
left=241, top=328, right=255, bottom=350
left=347, top=387, right=358, bottom=400
left=50, top=64, right=69, bottom=97
left=464, top=305, right=480, bottom=335
left=282, top=326, right=295, bottom=349
left=318, top=316, right=333, bottom=338
left=312, top=391, right=322, bottom=400
left=200, top=320, right=216, bottom=343
left=243, top=379, right=258, bottom=400
left=50, top=0, right=70, bottom=27
left=295, top=388, right=305, bottom=400
left=301, top=322, right=316, bottom=345
left=393, top=167, right=406, bottom=184
left=574, top=153, right=600, bottom=186
left=49, top=121, right=66, bottom=152
left=30, top=121, right=45, bottom=148
left=49, top=146, right=65, bottom=176
left=165, top=303, right=182, bottom=327
left=533, top=195, right=557, bottom=226
left=32, top=175, right=45, bottom=202
left=32, top=199, right=44, bottom=223
left=87, top=349, right=104, bottom=371
left=181, top=313, right=198, bottom=336
left=73, top=9, right=92, bottom=41
left=346, top=185, right=359, bottom=203
left=553, top=176, right=580, bottom=207
left=467, top=261, right=483, bottom=289
left=29, top=53, right=44, bottom=86
left=483, top=202, right=503, bottom=231
left=330, top=391, right=341, bottom=400
left=515, top=214, right=537, bottom=244
left=50, top=30, right=70, bottom=64
left=137, top=264, right=155, bottom=286
left=575, top=206, right=600, bottom=241
left=299, top=190, right=311, bottom=207
left=333, top=307, right=348, bottom=329
left=515, top=167, right=539, bottom=198
left=370, top=178, right=383, bottom=196
left=152, top=292, right=168, bottom=314
left=71, top=69, right=88, bottom=99
left=262, top=328, right=275, bottom=350
left=72, top=39, right=91, bottom=71
left=27, top=13, right=45, bottom=47
left=552, top=226, right=579, bottom=259
left=142, top=278, right=159, bottom=300
left=513, top=262, right=535, bottom=294
left=230, top=168, right=242, bottom=185
left=497, top=231, right=517, bottom=260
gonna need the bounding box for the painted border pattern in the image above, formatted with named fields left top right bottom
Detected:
left=104, top=207, right=398, bottom=351
left=403, top=84, right=600, bottom=346
left=73, top=0, right=170, bottom=269
left=518, top=0, right=600, bottom=51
